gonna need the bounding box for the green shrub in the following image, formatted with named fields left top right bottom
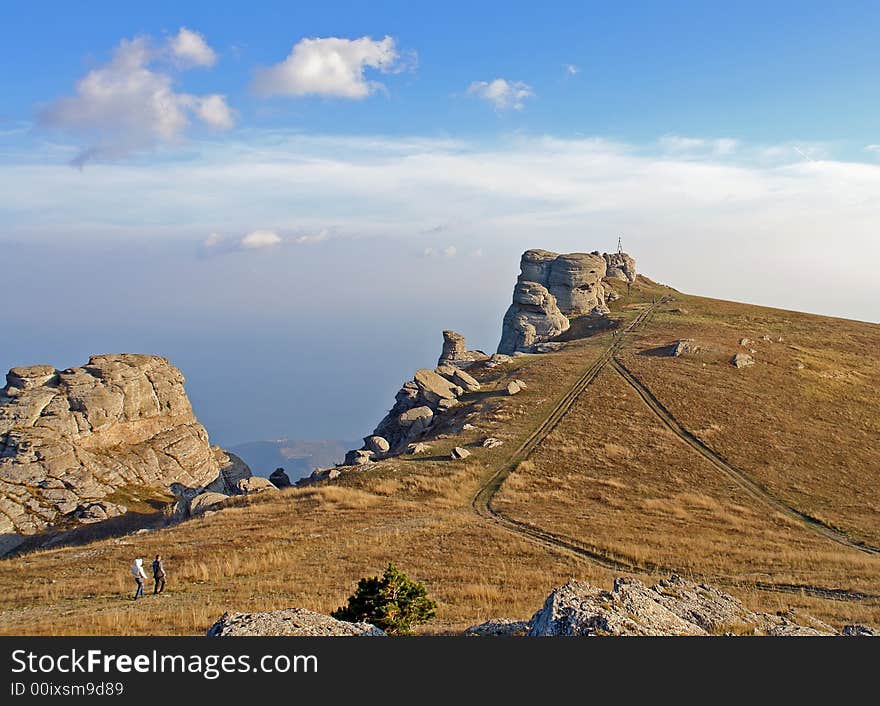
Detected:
left=331, top=563, right=437, bottom=635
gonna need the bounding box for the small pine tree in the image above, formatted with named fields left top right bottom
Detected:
left=331, top=563, right=437, bottom=635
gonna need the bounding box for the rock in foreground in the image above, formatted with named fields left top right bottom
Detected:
left=527, top=576, right=835, bottom=636
left=206, top=608, right=386, bottom=636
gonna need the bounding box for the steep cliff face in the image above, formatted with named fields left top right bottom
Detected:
left=498, top=249, right=616, bottom=354
left=0, top=354, right=249, bottom=551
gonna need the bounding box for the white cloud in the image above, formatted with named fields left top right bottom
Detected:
left=40, top=33, right=232, bottom=166
left=467, top=78, right=534, bottom=111
left=240, top=230, right=282, bottom=249
left=443, top=245, right=457, bottom=257
left=865, top=144, right=880, bottom=157
left=169, top=27, right=217, bottom=67
left=253, top=36, right=408, bottom=98
left=564, top=64, right=580, bottom=75
left=192, top=94, right=235, bottom=129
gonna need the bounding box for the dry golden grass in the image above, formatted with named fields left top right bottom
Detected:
left=1, top=277, right=877, bottom=634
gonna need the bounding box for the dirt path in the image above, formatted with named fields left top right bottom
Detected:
left=471, top=300, right=878, bottom=604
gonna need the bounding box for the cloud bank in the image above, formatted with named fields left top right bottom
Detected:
left=4, top=131, right=880, bottom=320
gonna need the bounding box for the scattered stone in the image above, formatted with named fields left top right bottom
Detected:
left=795, top=363, right=805, bottom=370
left=506, top=381, right=523, bottom=395
left=206, top=608, right=386, bottom=637
left=731, top=353, right=755, bottom=369
left=740, top=338, right=752, bottom=346
left=671, top=339, right=698, bottom=357
left=406, top=442, right=432, bottom=455
left=450, top=447, right=471, bottom=460
left=760, top=335, right=772, bottom=342
left=605, top=290, right=621, bottom=303
left=462, top=423, right=478, bottom=431
left=482, top=437, right=504, bottom=448
left=268, top=468, right=292, bottom=489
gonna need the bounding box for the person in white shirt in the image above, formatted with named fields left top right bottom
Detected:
left=131, top=558, right=148, bottom=600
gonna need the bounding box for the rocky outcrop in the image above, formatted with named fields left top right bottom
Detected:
left=603, top=252, right=637, bottom=283
left=498, top=281, right=570, bottom=355
left=499, top=249, right=629, bottom=354
left=438, top=331, right=489, bottom=368
left=340, top=362, right=482, bottom=464
left=206, top=608, right=386, bottom=636
left=0, top=354, right=250, bottom=547
left=526, top=576, right=835, bottom=636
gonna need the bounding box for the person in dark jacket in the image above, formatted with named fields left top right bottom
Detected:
left=152, top=554, right=166, bottom=594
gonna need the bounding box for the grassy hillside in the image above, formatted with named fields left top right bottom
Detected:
left=1, top=276, right=877, bottom=635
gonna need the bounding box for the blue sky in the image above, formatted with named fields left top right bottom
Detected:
left=1, top=2, right=879, bottom=453
left=4, top=1, right=880, bottom=148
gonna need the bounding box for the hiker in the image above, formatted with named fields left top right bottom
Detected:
left=152, top=554, right=166, bottom=594
left=131, top=558, right=148, bottom=600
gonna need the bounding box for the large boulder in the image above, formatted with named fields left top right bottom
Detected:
left=206, top=608, right=386, bottom=637
left=189, top=492, right=230, bottom=516
left=498, top=280, right=570, bottom=355
left=0, top=354, right=250, bottom=547
left=527, top=575, right=835, bottom=637
left=237, top=476, right=278, bottom=494
left=268, top=468, right=292, bottom=488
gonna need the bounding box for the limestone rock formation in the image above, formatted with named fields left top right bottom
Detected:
left=450, top=446, right=471, bottom=460
left=498, top=281, right=570, bottom=355
left=206, top=608, right=386, bottom=637
left=437, top=330, right=489, bottom=368
left=603, top=251, right=637, bottom=283
left=0, top=354, right=251, bottom=549
left=527, top=576, right=834, bottom=636
left=499, top=248, right=632, bottom=354
left=340, top=362, right=483, bottom=464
